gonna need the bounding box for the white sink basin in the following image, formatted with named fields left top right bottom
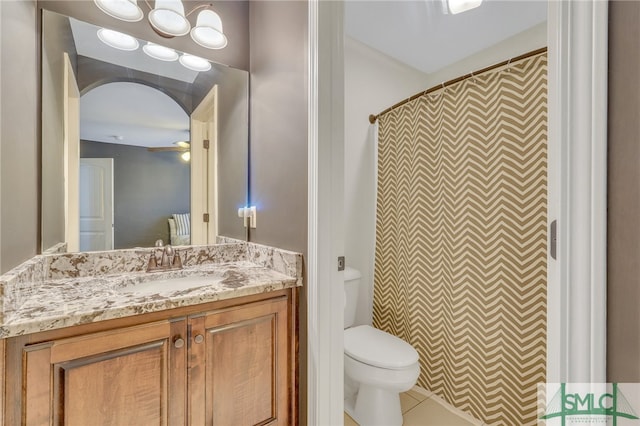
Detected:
left=119, top=275, right=212, bottom=294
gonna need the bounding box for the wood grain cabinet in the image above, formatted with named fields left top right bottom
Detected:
left=2, top=290, right=296, bottom=426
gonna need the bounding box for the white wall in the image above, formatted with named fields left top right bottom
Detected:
left=344, top=37, right=429, bottom=326
left=344, top=22, right=546, bottom=327
left=425, top=22, right=546, bottom=87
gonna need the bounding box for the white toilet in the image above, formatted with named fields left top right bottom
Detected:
left=344, top=267, right=420, bottom=426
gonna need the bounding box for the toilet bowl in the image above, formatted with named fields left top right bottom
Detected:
left=344, top=325, right=420, bottom=426
left=343, top=268, right=420, bottom=426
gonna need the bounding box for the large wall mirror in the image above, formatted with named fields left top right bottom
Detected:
left=40, top=7, right=249, bottom=253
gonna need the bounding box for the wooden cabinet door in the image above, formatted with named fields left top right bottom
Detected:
left=22, top=318, right=187, bottom=426
left=189, top=296, right=289, bottom=426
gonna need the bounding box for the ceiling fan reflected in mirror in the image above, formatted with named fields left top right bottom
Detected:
left=148, top=140, right=191, bottom=161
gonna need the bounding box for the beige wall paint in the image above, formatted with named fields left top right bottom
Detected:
left=607, top=1, right=640, bottom=382
left=0, top=0, right=39, bottom=273
left=344, top=36, right=429, bottom=327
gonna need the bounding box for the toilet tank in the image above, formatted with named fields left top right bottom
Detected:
left=344, top=267, right=362, bottom=329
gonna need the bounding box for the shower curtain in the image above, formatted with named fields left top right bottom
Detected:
left=373, top=52, right=547, bottom=426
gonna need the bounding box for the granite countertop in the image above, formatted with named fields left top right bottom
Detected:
left=0, top=241, right=302, bottom=338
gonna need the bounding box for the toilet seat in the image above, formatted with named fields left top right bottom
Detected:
left=344, top=325, right=418, bottom=369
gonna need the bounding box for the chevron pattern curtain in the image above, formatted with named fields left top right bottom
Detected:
left=373, top=52, right=547, bottom=426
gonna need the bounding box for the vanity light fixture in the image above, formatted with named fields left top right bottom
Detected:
left=191, top=9, right=227, bottom=49
left=142, top=42, right=179, bottom=61
left=179, top=54, right=211, bottom=72
left=94, top=0, right=144, bottom=22
left=97, top=28, right=140, bottom=51
left=148, top=0, right=190, bottom=37
left=446, top=0, right=482, bottom=14
left=93, top=0, right=228, bottom=50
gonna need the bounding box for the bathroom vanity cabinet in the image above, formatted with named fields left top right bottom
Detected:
left=1, top=289, right=297, bottom=425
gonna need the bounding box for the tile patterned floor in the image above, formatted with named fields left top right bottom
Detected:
left=345, top=387, right=482, bottom=426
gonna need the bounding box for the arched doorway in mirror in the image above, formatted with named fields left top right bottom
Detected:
left=74, top=81, right=192, bottom=251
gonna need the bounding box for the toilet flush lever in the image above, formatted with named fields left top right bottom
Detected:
left=337, top=256, right=345, bottom=271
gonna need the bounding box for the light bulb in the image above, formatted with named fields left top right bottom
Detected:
left=447, top=0, right=482, bottom=14
left=94, top=0, right=143, bottom=22
left=148, top=0, right=190, bottom=37
left=190, top=10, right=228, bottom=50
left=143, top=42, right=178, bottom=61
left=179, top=54, right=211, bottom=72
left=97, top=28, right=139, bottom=51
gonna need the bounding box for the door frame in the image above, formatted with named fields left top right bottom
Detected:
left=307, top=0, right=608, bottom=424
left=546, top=1, right=608, bottom=383
left=307, top=1, right=345, bottom=425
left=63, top=52, right=80, bottom=253
left=190, top=85, right=218, bottom=245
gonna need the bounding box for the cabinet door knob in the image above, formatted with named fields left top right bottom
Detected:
left=194, top=334, right=204, bottom=344
left=174, top=337, right=185, bottom=348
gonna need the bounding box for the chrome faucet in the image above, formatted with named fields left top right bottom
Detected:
left=146, top=239, right=183, bottom=272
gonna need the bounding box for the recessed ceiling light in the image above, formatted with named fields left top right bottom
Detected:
left=94, top=0, right=143, bottom=22
left=179, top=54, right=211, bottom=72
left=447, top=0, right=482, bottom=14
left=97, top=28, right=139, bottom=51
left=143, top=42, right=179, bottom=61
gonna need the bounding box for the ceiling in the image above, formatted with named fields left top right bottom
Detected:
left=345, top=0, right=547, bottom=74
left=80, top=82, right=190, bottom=148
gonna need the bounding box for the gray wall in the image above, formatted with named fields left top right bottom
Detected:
left=607, top=1, right=640, bottom=382
left=248, top=1, right=308, bottom=423
left=214, top=66, right=249, bottom=240
left=248, top=0, right=308, bottom=254
left=41, top=10, right=77, bottom=251
left=81, top=141, right=190, bottom=249
left=0, top=0, right=39, bottom=273
left=39, top=0, right=250, bottom=71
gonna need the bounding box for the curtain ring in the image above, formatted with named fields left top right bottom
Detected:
left=470, top=71, right=477, bottom=84
left=506, top=58, right=512, bottom=72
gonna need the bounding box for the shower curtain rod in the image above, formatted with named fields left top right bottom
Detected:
left=368, top=47, right=548, bottom=124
